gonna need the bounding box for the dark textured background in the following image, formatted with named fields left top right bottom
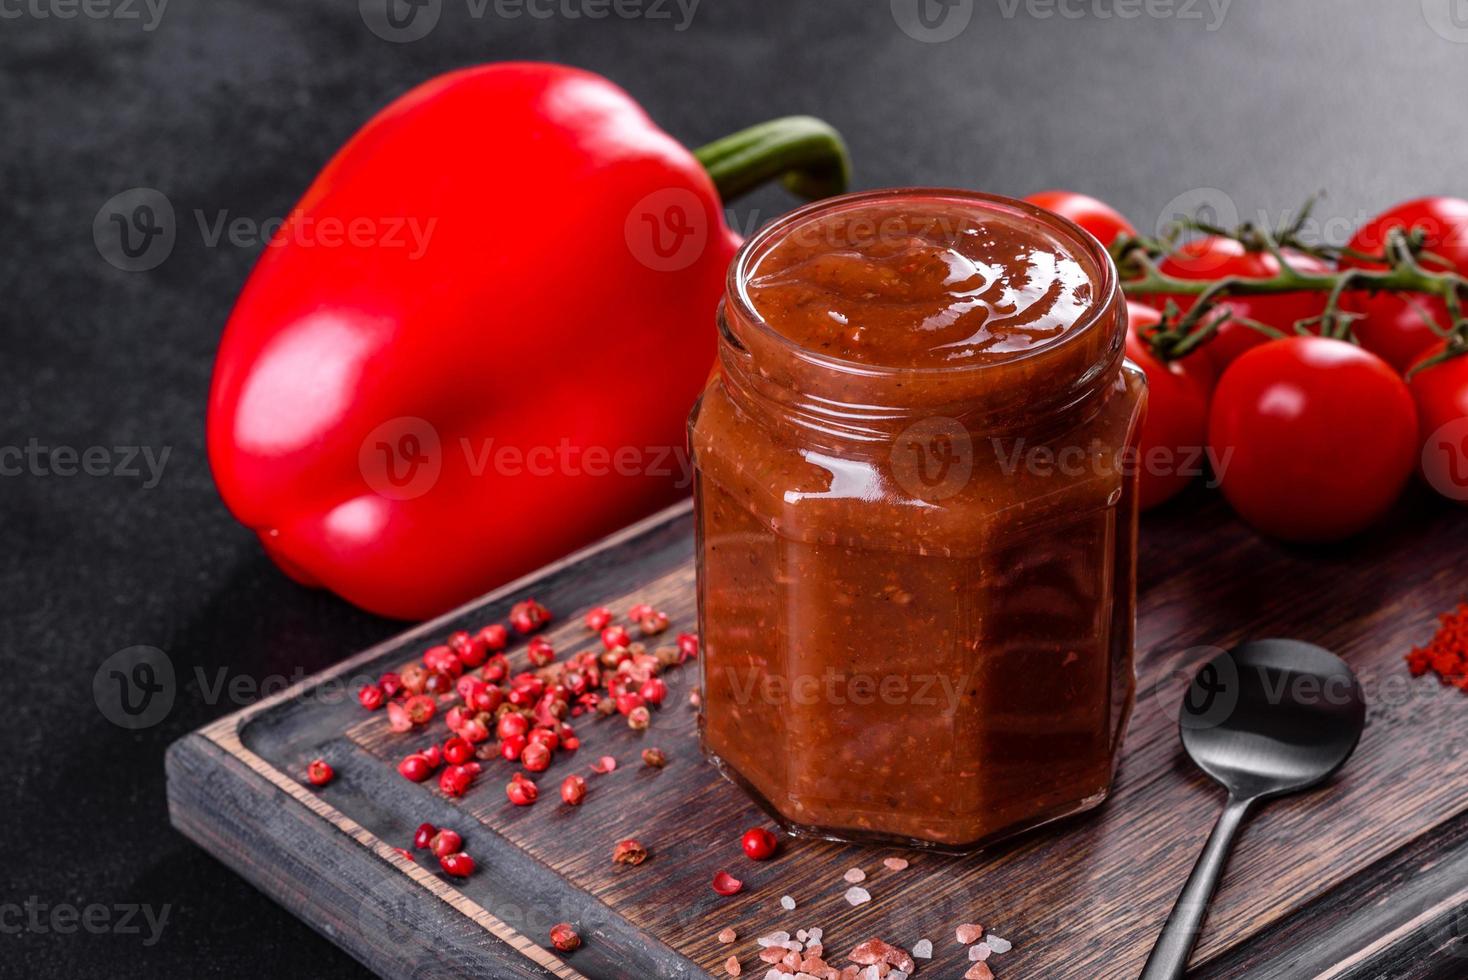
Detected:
left=3, top=1, right=1466, bottom=977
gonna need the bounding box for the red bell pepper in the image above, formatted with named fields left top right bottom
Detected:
left=207, top=62, right=848, bottom=619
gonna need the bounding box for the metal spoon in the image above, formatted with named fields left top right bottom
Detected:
left=1139, top=639, right=1366, bottom=980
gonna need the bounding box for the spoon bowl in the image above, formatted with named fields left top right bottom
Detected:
left=1140, top=639, right=1367, bottom=980
left=1181, top=639, right=1366, bottom=799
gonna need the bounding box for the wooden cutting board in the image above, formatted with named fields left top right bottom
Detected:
left=166, top=491, right=1468, bottom=979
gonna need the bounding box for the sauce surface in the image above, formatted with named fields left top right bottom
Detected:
left=744, top=200, right=1096, bottom=367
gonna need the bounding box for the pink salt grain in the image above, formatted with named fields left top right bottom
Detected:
left=843, top=867, right=866, bottom=884
left=882, top=858, right=909, bottom=871
left=956, top=923, right=984, bottom=945
left=964, top=963, right=994, bottom=980
left=724, top=954, right=741, bottom=976
left=717, top=928, right=738, bottom=944
left=848, top=938, right=917, bottom=974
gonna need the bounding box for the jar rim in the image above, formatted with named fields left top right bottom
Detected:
left=725, top=187, right=1122, bottom=379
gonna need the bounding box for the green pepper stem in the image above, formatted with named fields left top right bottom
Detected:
left=694, top=116, right=851, bottom=203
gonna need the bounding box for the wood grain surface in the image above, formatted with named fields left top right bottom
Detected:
left=167, top=487, right=1468, bottom=979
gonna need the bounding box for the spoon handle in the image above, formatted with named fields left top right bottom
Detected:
left=1139, top=794, right=1255, bottom=980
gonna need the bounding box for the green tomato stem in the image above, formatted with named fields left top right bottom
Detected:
left=1119, top=227, right=1468, bottom=362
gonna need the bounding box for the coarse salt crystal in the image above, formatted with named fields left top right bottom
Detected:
left=911, top=939, right=933, bottom=959
left=843, top=867, right=866, bottom=884
left=863, top=966, right=882, bottom=980
left=889, top=972, right=908, bottom=980
left=724, top=955, right=741, bottom=977
left=807, top=927, right=823, bottom=942
left=717, top=927, right=738, bottom=944
left=844, top=886, right=871, bottom=906
left=969, top=942, right=991, bottom=962
left=985, top=934, right=1012, bottom=954
left=780, top=895, right=796, bottom=911
left=883, top=857, right=909, bottom=871
left=756, top=931, right=790, bottom=948
left=796, top=929, right=808, bottom=942
left=956, top=923, right=984, bottom=945
left=762, top=970, right=783, bottom=980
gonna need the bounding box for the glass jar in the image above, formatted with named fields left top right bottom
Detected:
left=690, top=188, right=1145, bottom=851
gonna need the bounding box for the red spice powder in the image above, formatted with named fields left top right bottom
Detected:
left=1406, top=603, right=1468, bottom=692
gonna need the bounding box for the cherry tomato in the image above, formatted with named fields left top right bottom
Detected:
left=1407, top=344, right=1468, bottom=504
left=1123, top=303, right=1214, bottom=510
left=1340, top=197, right=1468, bottom=372
left=1148, top=236, right=1333, bottom=373
left=1023, top=190, right=1137, bottom=249
left=1207, top=337, right=1417, bottom=541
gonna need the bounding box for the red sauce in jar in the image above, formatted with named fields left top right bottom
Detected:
left=691, top=189, right=1145, bottom=850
